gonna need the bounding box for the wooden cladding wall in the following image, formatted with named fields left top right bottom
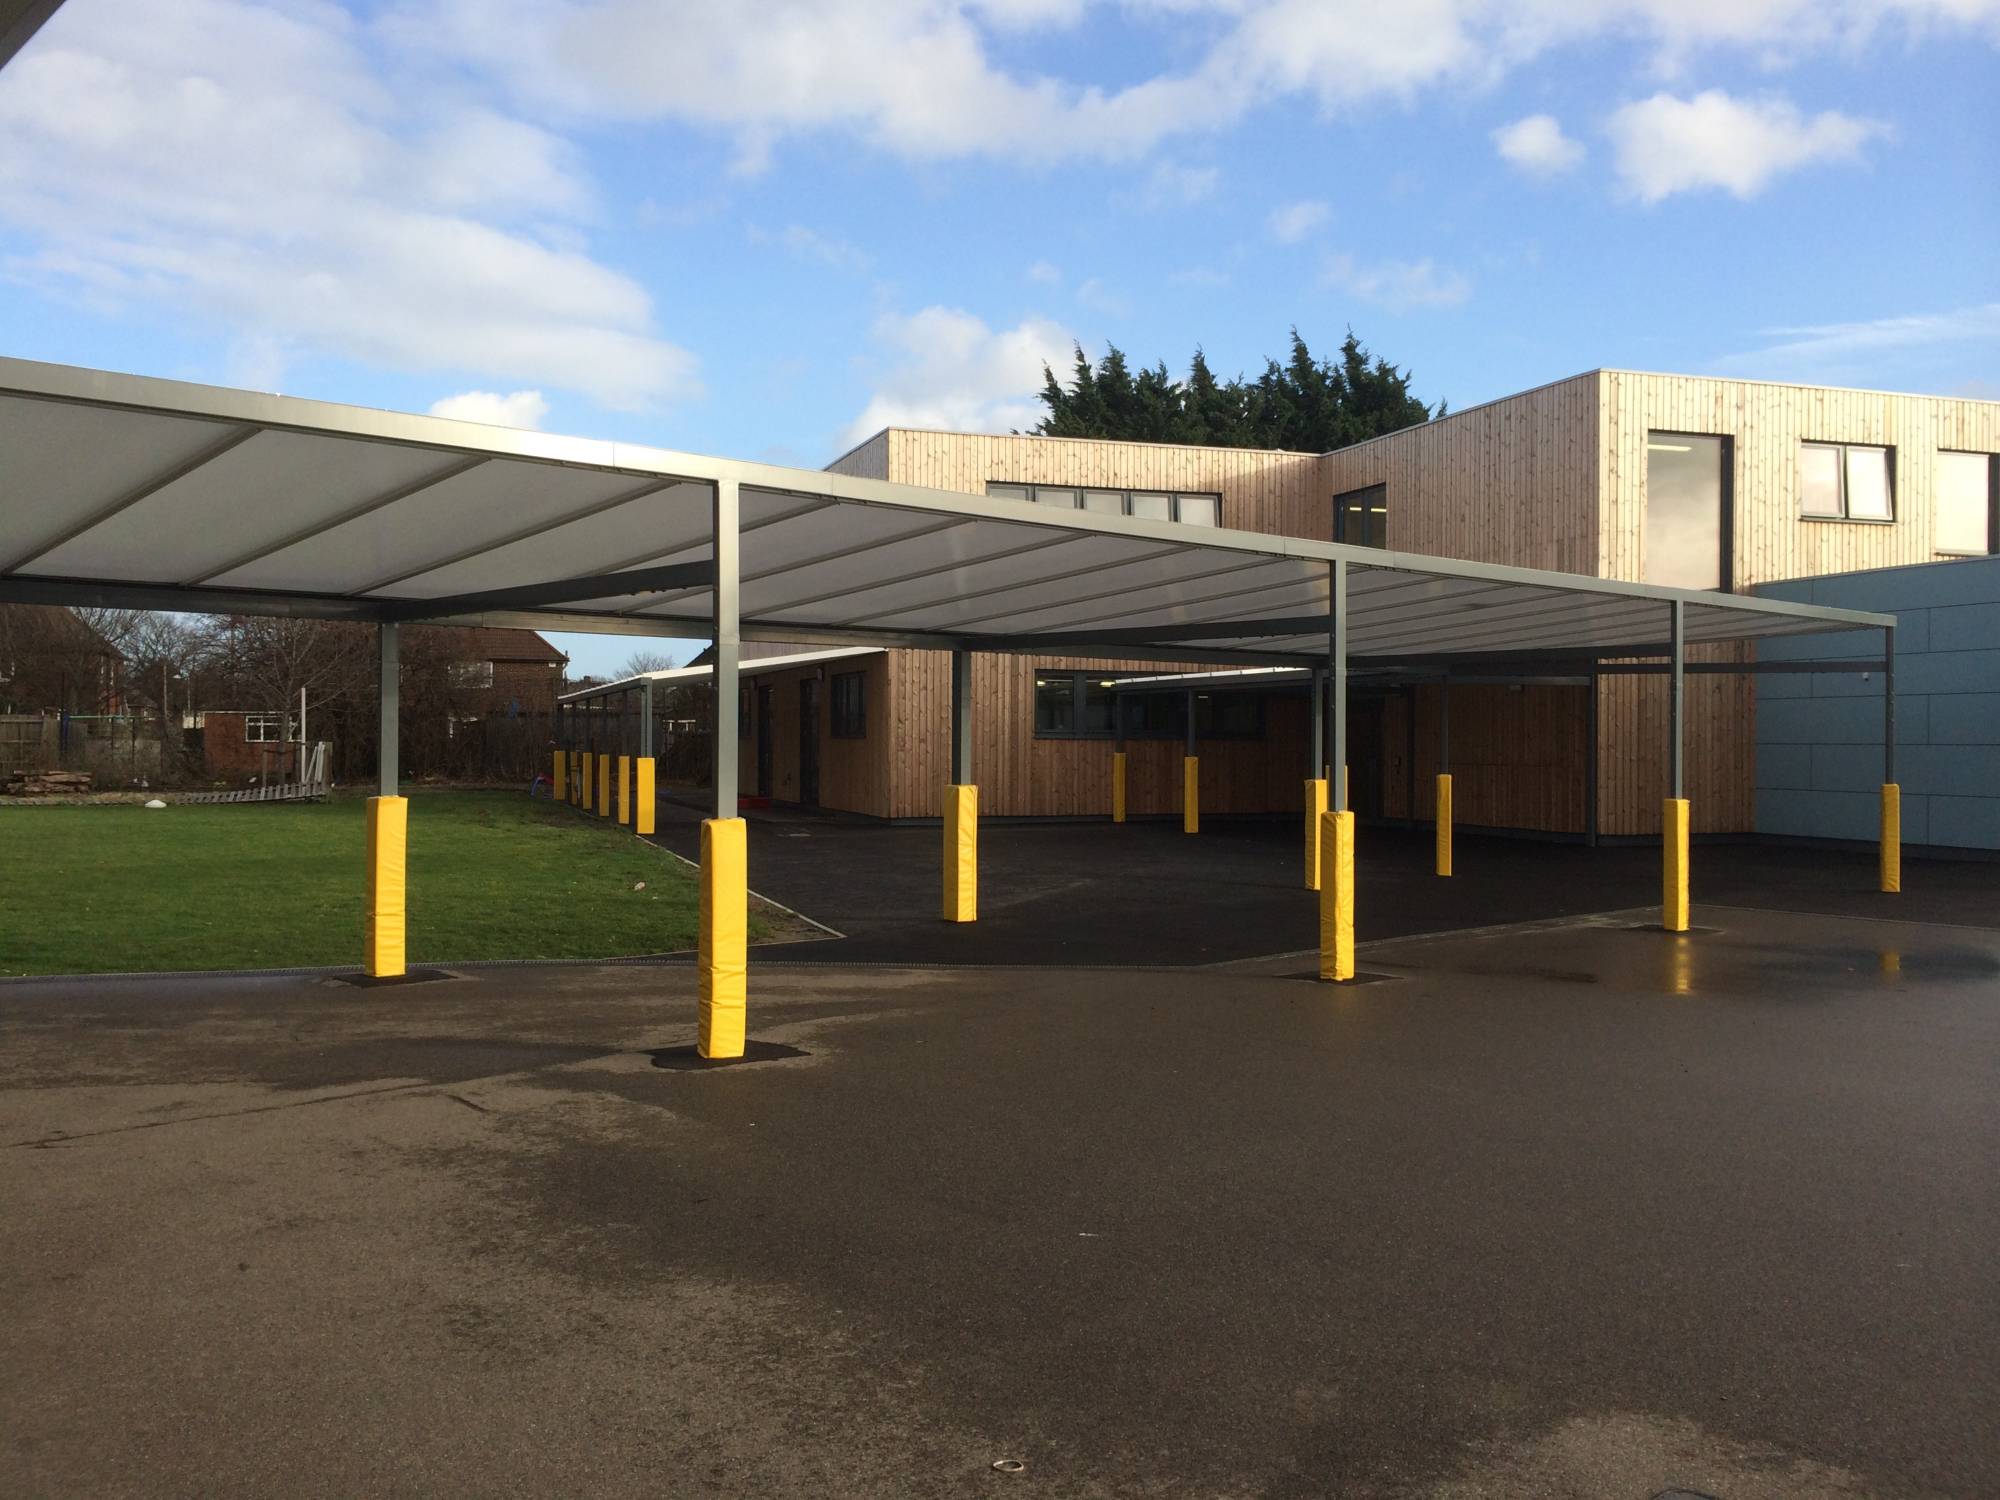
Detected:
left=888, top=652, right=1310, bottom=819
left=1599, top=370, right=2000, bottom=585
left=883, top=428, right=1328, bottom=539
left=1316, top=371, right=1601, bottom=573
left=1594, top=648, right=1753, bottom=836
left=735, top=654, right=893, bottom=818
left=1379, top=685, right=1591, bottom=835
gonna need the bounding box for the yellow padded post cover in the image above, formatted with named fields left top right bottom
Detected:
left=1880, top=783, right=1901, bottom=893
left=364, top=795, right=408, bottom=978
left=1662, top=797, right=1691, bottom=933
left=597, top=754, right=611, bottom=817
left=1435, top=773, right=1454, bottom=877
left=1183, top=756, right=1200, bottom=834
left=617, top=755, right=631, bottom=826
left=1318, top=808, right=1355, bottom=982
left=942, top=783, right=978, bottom=922
left=580, top=752, right=593, bottom=812
left=698, top=817, right=748, bottom=1059
left=1303, top=778, right=1327, bottom=890
left=553, top=750, right=566, bottom=804
left=1110, top=752, right=1127, bottom=824
left=636, top=758, right=656, bottom=836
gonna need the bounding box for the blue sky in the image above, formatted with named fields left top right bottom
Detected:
left=2, top=0, right=1995, bottom=677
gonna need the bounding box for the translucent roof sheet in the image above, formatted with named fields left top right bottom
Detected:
left=0, top=357, right=1892, bottom=665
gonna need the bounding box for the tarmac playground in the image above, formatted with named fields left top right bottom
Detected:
left=4, top=813, right=1997, bottom=1499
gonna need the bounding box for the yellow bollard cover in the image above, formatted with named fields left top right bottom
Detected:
left=1318, top=808, right=1355, bottom=981
left=553, top=750, right=567, bottom=804
left=1110, top=751, right=1127, bottom=824
left=1183, top=756, right=1200, bottom=834
left=1303, top=778, right=1327, bottom=891
left=581, top=752, right=593, bottom=811
left=699, top=817, right=748, bottom=1059
left=1435, top=773, right=1454, bottom=878
left=617, top=755, right=632, bottom=826
left=942, top=783, right=978, bottom=922
left=1662, top=797, right=1691, bottom=932
left=636, top=758, right=656, bottom=836
left=597, top=754, right=611, bottom=817
left=1880, top=783, right=1901, bottom=893
left=364, top=795, right=408, bottom=978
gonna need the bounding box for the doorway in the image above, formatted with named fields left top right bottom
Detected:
left=797, top=678, right=820, bottom=808
left=755, top=684, right=774, bottom=797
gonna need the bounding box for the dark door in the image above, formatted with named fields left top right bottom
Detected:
left=755, top=685, right=774, bottom=797
left=797, top=679, right=820, bottom=808
left=1346, top=696, right=1387, bottom=820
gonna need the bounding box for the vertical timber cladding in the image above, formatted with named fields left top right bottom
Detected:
left=1319, top=373, right=1602, bottom=835
left=1596, top=373, right=2000, bottom=834
left=879, top=429, right=1327, bottom=819
left=733, top=655, right=894, bottom=817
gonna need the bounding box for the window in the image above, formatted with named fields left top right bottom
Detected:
left=1801, top=442, right=1894, bottom=521
left=992, top=484, right=1222, bottom=526
left=831, top=671, right=866, bottom=738
left=1333, top=484, right=1387, bottom=548
left=1644, top=433, right=1729, bottom=590
left=1031, top=671, right=1264, bottom=740
left=447, top=660, right=494, bottom=688
left=1937, top=451, right=1996, bottom=556
left=244, top=713, right=289, bottom=742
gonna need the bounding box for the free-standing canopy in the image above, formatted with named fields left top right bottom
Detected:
left=0, top=357, right=1890, bottom=667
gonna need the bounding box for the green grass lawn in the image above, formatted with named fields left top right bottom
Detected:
left=0, top=790, right=741, bottom=976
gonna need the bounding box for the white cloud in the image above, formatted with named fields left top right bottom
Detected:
left=1491, top=113, right=1583, bottom=176
left=1608, top=90, right=1886, bottom=202
left=747, top=223, right=872, bottom=271
left=428, top=389, right=551, bottom=428
left=1714, top=303, right=2000, bottom=380
left=1322, top=252, right=1471, bottom=311
left=391, top=0, right=1998, bottom=171
left=1141, top=159, right=1221, bottom=205
left=1026, top=259, right=1063, bottom=284
left=1267, top=198, right=1331, bottom=244
left=842, top=306, right=1078, bottom=445
left=0, top=0, right=695, bottom=409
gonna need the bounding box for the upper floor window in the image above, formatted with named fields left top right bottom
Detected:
left=1644, top=433, right=1729, bottom=591
left=1937, top=451, right=1996, bottom=556
left=1333, top=484, right=1387, bottom=549
left=447, top=660, right=494, bottom=688
left=830, top=671, right=867, bottom=738
left=1800, top=442, right=1893, bottom=522
left=989, top=484, right=1221, bottom=526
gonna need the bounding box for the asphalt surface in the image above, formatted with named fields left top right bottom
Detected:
left=4, top=904, right=1996, bottom=1497
left=647, top=799, right=2000, bottom=964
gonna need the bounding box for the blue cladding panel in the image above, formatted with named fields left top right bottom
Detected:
left=1755, top=557, right=2000, bottom=850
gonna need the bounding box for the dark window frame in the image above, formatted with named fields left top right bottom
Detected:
left=1800, top=440, right=1896, bottom=524
left=989, top=483, right=1223, bottom=526
left=1031, top=669, right=1265, bottom=741
left=1332, top=482, right=1387, bottom=549
left=1936, top=450, right=2000, bottom=557
left=1644, top=429, right=1736, bottom=593
left=830, top=670, right=867, bottom=739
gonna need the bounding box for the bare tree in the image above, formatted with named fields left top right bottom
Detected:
left=618, top=649, right=679, bottom=678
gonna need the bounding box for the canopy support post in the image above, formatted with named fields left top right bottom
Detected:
left=1320, top=562, right=1355, bottom=980
left=1663, top=600, right=1690, bottom=933
left=365, top=622, right=407, bottom=978
left=1881, top=624, right=1900, bottom=893
left=700, top=479, right=747, bottom=1059
left=944, top=650, right=977, bottom=922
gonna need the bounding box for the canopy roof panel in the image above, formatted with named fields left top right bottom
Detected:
left=0, top=357, right=1891, bottom=665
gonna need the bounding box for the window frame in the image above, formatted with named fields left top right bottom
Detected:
left=830, top=670, right=867, bottom=739
left=1643, top=430, right=1735, bottom=593
left=1332, top=483, right=1388, bottom=549
left=244, top=712, right=290, bottom=743
left=1935, top=450, right=2000, bottom=557
left=990, top=483, right=1223, bottom=526
left=1799, top=441, right=1896, bottom=524
left=1030, top=670, right=1265, bottom=741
